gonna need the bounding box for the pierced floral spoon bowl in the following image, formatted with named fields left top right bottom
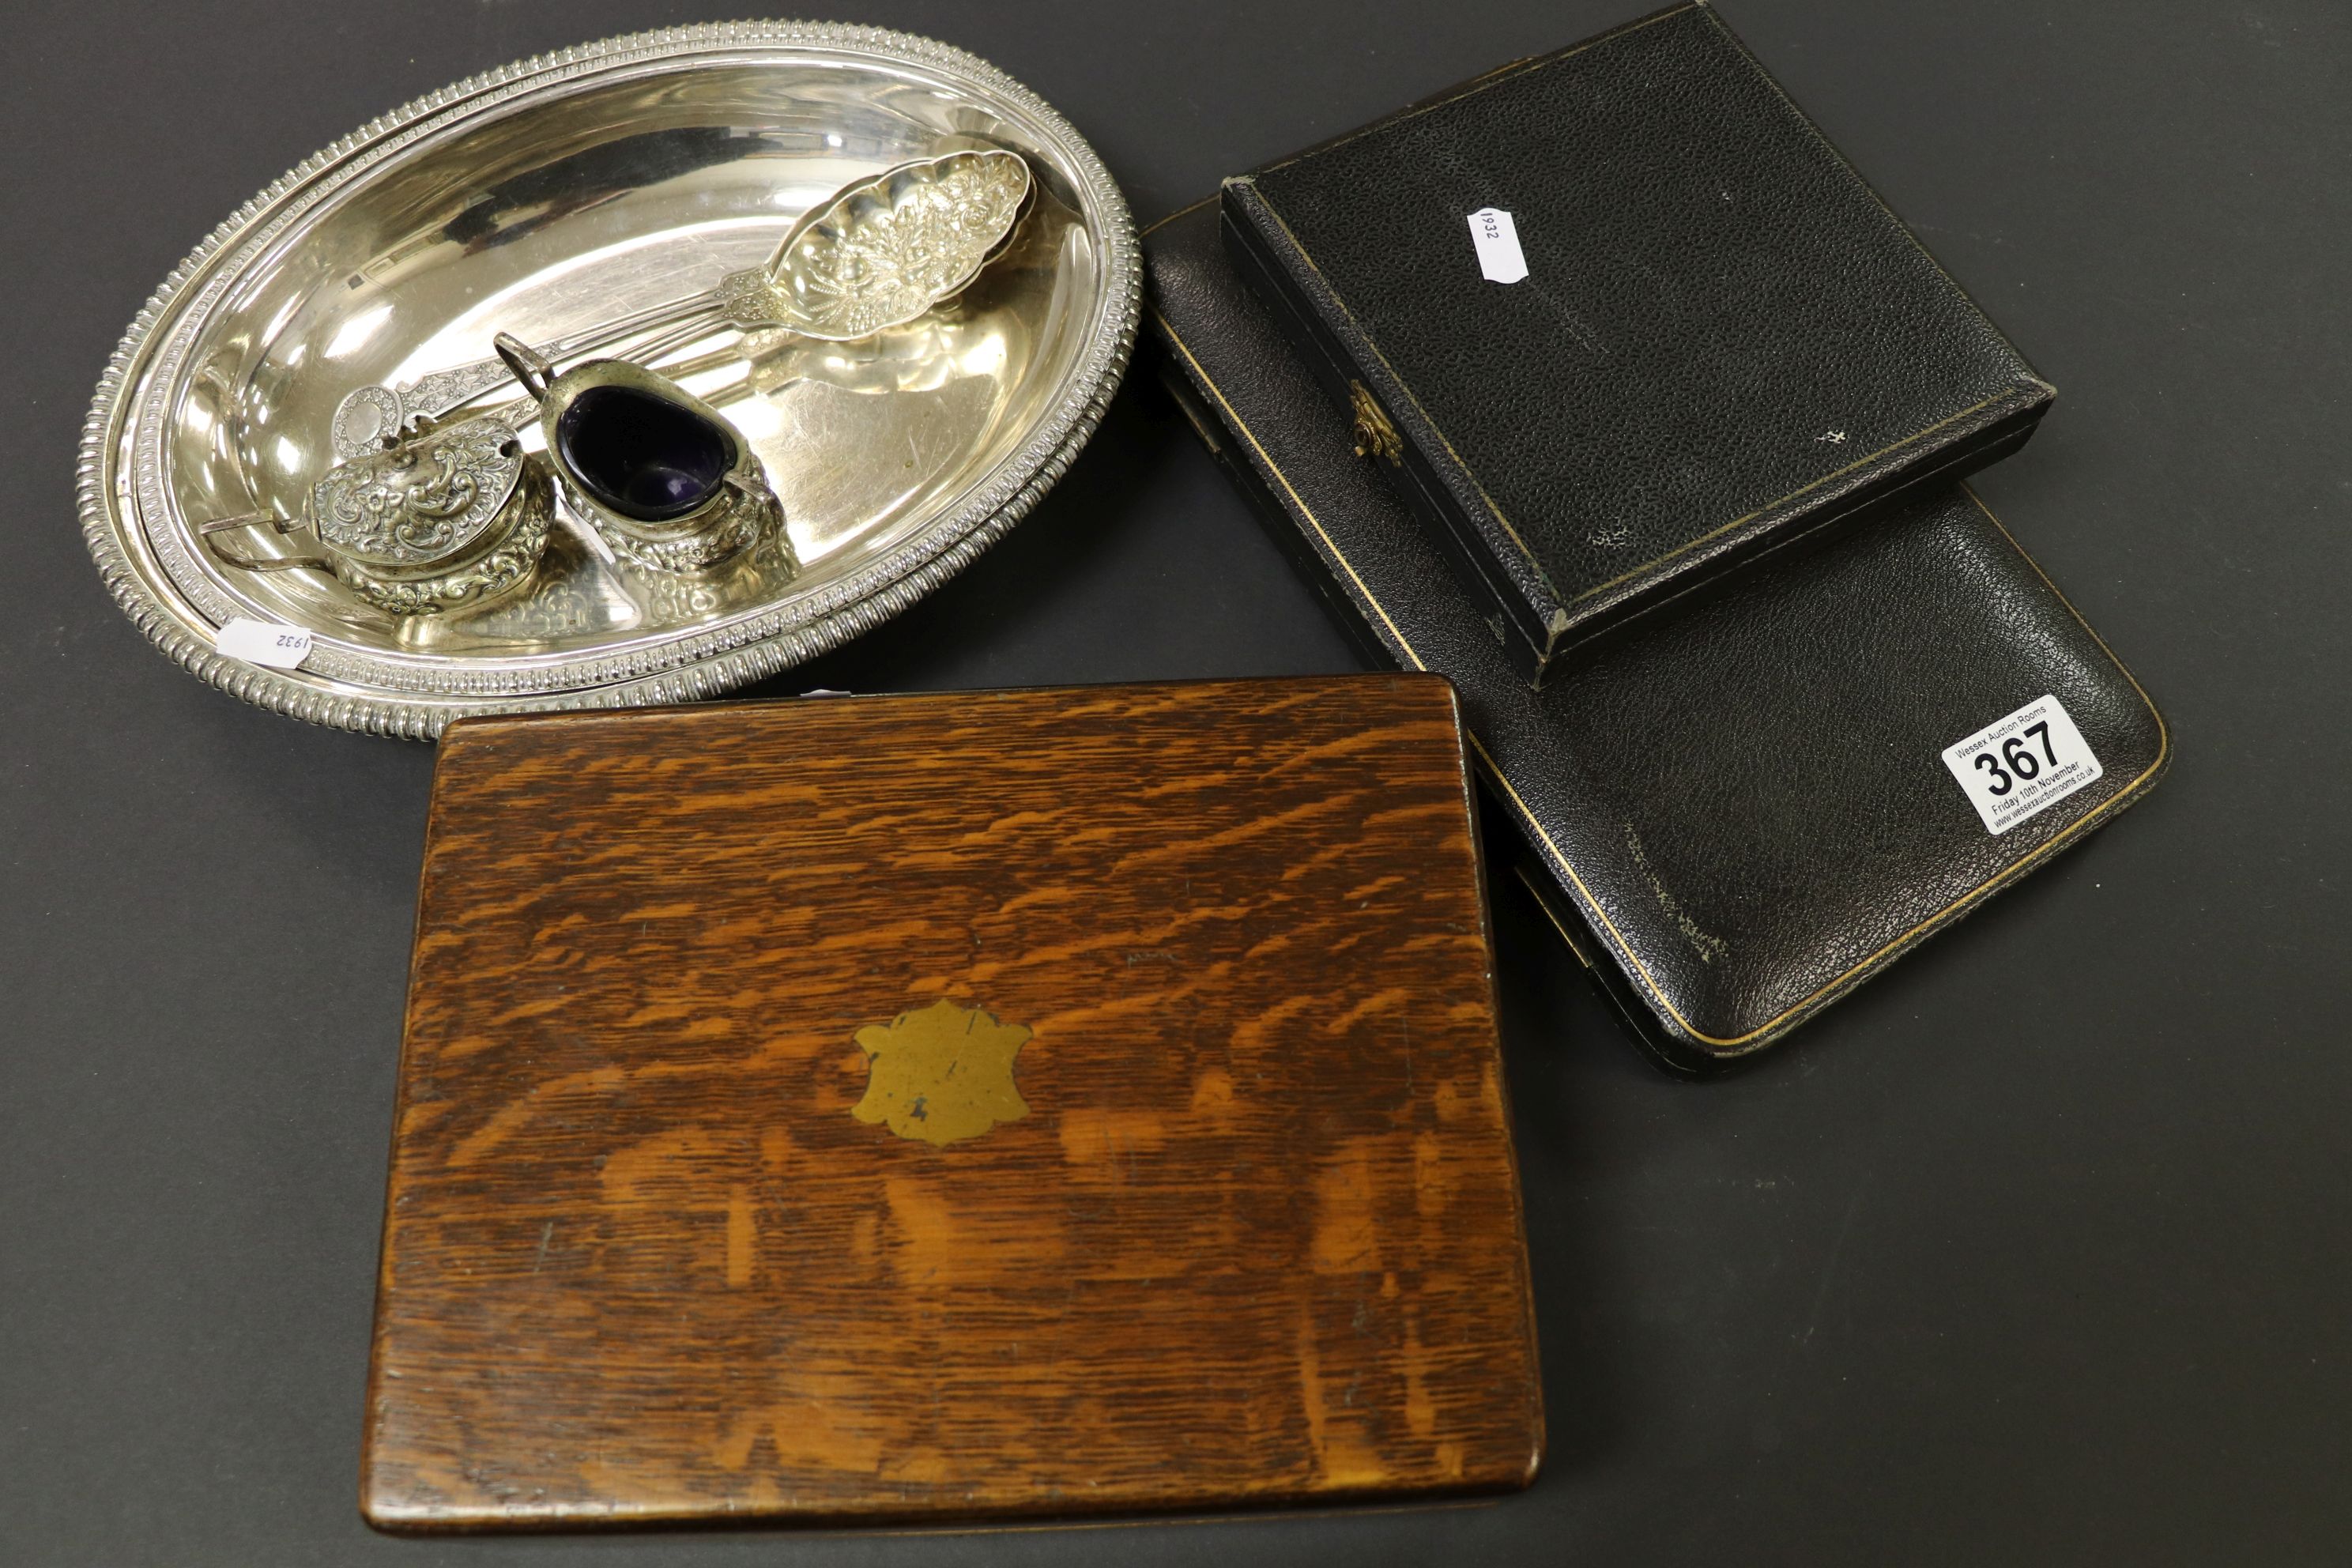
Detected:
left=330, top=146, right=1034, bottom=458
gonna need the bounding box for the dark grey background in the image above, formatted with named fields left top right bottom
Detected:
left=4, top=0, right=2345, bottom=1562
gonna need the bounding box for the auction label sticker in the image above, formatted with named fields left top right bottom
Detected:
left=213, top=617, right=314, bottom=670
left=1467, top=208, right=1528, bottom=284
left=1940, top=693, right=2103, bottom=835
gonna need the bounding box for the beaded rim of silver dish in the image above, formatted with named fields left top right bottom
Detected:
left=77, top=21, right=1139, bottom=740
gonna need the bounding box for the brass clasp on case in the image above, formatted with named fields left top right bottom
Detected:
left=1349, top=380, right=1403, bottom=463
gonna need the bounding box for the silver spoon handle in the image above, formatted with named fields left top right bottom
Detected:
left=453, top=314, right=751, bottom=435
left=399, top=287, right=728, bottom=420
left=330, top=282, right=760, bottom=458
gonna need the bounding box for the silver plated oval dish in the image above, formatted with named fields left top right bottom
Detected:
left=79, top=22, right=1137, bottom=737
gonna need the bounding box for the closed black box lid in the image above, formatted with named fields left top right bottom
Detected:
left=1223, top=1, right=2052, bottom=680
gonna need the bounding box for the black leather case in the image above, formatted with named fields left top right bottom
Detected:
left=1222, top=2, right=2053, bottom=681
left=1148, top=201, right=2166, bottom=1072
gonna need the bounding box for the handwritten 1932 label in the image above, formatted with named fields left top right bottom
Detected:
left=213, top=617, right=314, bottom=670
left=1940, top=694, right=2103, bottom=835
left=1466, top=208, right=1528, bottom=284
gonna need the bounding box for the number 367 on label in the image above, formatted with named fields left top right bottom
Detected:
left=1940, top=694, right=2104, bottom=835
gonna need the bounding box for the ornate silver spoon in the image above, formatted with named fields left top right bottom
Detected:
left=330, top=147, right=1034, bottom=459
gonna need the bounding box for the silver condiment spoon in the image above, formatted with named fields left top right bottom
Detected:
left=330, top=147, right=1033, bottom=460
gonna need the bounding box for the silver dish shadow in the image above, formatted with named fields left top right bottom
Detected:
left=79, top=21, right=1137, bottom=738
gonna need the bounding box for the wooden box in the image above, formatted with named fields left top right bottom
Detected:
left=364, top=675, right=1543, bottom=1529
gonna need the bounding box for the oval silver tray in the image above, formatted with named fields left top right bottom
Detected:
left=78, top=22, right=1137, bottom=737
